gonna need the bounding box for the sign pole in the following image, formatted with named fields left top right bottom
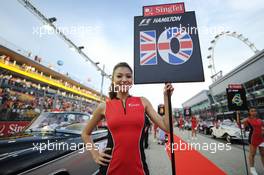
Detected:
left=227, top=84, right=249, bottom=175
left=134, top=4, right=204, bottom=175
left=166, top=83, right=176, bottom=175
left=236, top=111, right=249, bottom=175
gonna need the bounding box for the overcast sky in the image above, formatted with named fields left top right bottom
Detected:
left=0, top=0, right=263, bottom=108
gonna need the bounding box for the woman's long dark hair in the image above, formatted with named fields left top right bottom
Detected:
left=109, top=62, right=133, bottom=99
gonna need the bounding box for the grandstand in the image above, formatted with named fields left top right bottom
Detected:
left=0, top=41, right=105, bottom=137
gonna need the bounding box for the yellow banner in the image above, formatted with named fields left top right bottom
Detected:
left=0, top=61, right=101, bottom=102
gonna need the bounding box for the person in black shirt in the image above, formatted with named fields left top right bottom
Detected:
left=144, top=114, right=151, bottom=149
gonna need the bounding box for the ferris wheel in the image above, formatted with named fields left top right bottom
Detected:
left=207, top=31, right=259, bottom=82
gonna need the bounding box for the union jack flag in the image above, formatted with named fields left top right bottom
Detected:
left=140, top=30, right=157, bottom=65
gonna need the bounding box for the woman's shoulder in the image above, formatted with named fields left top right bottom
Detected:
left=138, top=96, right=150, bottom=105
left=97, top=102, right=106, bottom=112
left=138, top=96, right=149, bottom=102
left=242, top=117, right=249, bottom=122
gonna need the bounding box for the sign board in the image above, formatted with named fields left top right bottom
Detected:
left=226, top=84, right=248, bottom=111
left=134, top=11, right=204, bottom=84
left=228, top=84, right=243, bottom=89
left=184, top=107, right=191, bottom=116
left=143, top=3, right=185, bottom=16
left=0, top=121, right=30, bottom=137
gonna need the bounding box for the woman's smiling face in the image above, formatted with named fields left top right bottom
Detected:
left=112, top=67, right=133, bottom=93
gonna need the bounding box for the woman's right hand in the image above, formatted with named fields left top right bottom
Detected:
left=92, top=148, right=112, bottom=166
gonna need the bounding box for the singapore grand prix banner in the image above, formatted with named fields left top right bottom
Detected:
left=134, top=10, right=204, bottom=84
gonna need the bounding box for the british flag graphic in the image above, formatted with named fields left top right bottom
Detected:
left=139, top=30, right=157, bottom=65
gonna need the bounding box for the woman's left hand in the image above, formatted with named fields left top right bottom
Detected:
left=164, top=83, right=174, bottom=96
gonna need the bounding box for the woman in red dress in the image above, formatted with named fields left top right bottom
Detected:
left=82, top=62, right=174, bottom=175
left=179, top=115, right=184, bottom=132
left=191, top=115, right=198, bottom=139
left=237, top=107, right=264, bottom=175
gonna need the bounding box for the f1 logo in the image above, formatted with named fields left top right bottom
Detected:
left=139, top=18, right=152, bottom=26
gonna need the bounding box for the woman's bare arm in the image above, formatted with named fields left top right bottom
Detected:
left=81, top=103, right=111, bottom=166
left=141, top=84, right=174, bottom=133
left=236, top=111, right=248, bottom=127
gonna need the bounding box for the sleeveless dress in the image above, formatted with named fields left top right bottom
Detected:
left=99, top=96, right=149, bottom=175
left=247, top=118, right=264, bottom=147
left=191, top=117, right=197, bottom=129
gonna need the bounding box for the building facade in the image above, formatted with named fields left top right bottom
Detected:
left=182, top=50, right=264, bottom=120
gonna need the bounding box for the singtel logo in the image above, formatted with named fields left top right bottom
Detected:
left=128, top=103, right=140, bottom=107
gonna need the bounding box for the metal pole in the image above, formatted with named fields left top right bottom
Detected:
left=166, top=83, right=176, bottom=175
left=237, top=111, right=249, bottom=175
left=17, top=0, right=109, bottom=77
left=100, top=65, right=105, bottom=101
left=41, top=89, right=46, bottom=112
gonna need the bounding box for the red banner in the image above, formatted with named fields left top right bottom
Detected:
left=143, top=3, right=185, bottom=17
left=0, top=121, right=30, bottom=137
left=228, top=84, right=243, bottom=89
